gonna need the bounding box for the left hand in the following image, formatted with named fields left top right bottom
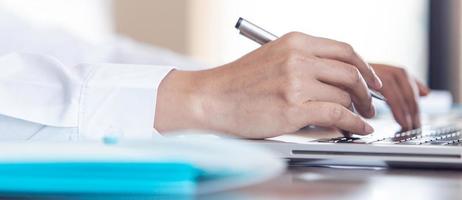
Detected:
left=370, top=63, right=430, bottom=131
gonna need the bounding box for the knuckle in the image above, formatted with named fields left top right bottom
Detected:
left=337, top=42, right=356, bottom=57
left=339, top=92, right=352, bottom=107
left=396, top=66, right=406, bottom=73
left=396, top=67, right=409, bottom=78
left=281, top=32, right=306, bottom=48
left=345, top=66, right=362, bottom=85
left=284, top=31, right=305, bottom=40
left=326, top=105, right=344, bottom=123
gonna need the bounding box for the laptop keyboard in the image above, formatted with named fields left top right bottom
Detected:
left=315, top=125, right=462, bottom=146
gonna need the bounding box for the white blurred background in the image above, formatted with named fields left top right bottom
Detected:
left=189, top=0, right=428, bottom=81
left=0, top=0, right=429, bottom=80
left=0, top=0, right=113, bottom=42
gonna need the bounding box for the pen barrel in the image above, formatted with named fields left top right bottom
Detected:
left=235, top=18, right=278, bottom=45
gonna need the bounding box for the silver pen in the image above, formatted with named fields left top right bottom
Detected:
left=235, top=17, right=386, bottom=101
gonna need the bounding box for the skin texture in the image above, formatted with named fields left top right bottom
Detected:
left=154, top=32, right=427, bottom=139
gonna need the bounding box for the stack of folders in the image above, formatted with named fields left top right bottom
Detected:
left=0, top=131, right=284, bottom=196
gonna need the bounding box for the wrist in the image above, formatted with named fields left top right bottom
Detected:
left=154, top=69, right=207, bottom=133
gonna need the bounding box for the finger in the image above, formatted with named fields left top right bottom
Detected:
left=294, top=34, right=383, bottom=90
left=341, top=104, right=356, bottom=138
left=307, top=82, right=352, bottom=108
left=394, top=73, right=421, bottom=129
left=302, top=102, right=374, bottom=135
left=381, top=82, right=413, bottom=131
left=312, top=58, right=374, bottom=118
left=415, top=79, right=430, bottom=96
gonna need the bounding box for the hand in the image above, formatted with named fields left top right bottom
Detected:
left=370, top=64, right=430, bottom=131
left=155, top=32, right=383, bottom=139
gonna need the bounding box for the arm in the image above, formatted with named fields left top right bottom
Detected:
left=0, top=52, right=174, bottom=140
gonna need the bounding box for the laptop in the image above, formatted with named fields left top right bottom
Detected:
left=250, top=113, right=462, bottom=169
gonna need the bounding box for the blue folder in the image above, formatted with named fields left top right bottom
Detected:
left=0, top=135, right=284, bottom=196
left=0, top=162, right=202, bottom=195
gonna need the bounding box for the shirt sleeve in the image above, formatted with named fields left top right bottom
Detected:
left=0, top=52, right=173, bottom=140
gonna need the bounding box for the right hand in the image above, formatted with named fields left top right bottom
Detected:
left=155, top=32, right=383, bottom=139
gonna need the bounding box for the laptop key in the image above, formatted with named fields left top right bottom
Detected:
left=314, top=126, right=462, bottom=146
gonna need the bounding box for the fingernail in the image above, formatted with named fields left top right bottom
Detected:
left=368, top=103, right=376, bottom=117
left=374, top=76, right=383, bottom=89
left=368, top=64, right=383, bottom=89
left=364, top=123, right=374, bottom=134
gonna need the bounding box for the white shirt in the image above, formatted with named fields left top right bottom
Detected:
left=0, top=12, right=203, bottom=141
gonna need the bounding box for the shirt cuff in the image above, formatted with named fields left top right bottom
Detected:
left=78, top=63, right=173, bottom=140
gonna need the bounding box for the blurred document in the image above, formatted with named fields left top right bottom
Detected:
left=0, top=131, right=284, bottom=195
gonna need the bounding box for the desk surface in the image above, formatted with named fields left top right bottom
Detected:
left=208, top=166, right=462, bottom=200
